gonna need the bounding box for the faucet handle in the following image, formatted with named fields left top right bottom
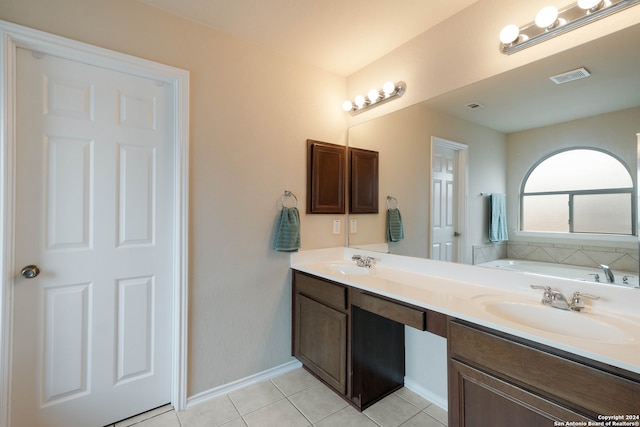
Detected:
left=530, top=285, right=551, bottom=290
left=570, top=291, right=600, bottom=312
left=530, top=285, right=552, bottom=305
left=352, top=254, right=367, bottom=267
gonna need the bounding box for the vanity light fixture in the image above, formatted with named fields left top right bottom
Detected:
left=342, top=81, right=406, bottom=114
left=499, top=0, right=640, bottom=54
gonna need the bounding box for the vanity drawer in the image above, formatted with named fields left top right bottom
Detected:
left=294, top=271, right=348, bottom=311
left=353, top=291, right=425, bottom=330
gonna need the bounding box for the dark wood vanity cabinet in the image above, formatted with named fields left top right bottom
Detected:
left=293, top=270, right=640, bottom=422
left=448, top=320, right=640, bottom=427
left=292, top=270, right=405, bottom=409
left=292, top=271, right=348, bottom=393
left=292, top=270, right=448, bottom=410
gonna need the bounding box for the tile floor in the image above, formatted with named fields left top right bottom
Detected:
left=109, top=368, right=448, bottom=427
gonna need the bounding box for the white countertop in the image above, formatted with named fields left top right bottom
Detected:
left=291, top=247, right=640, bottom=375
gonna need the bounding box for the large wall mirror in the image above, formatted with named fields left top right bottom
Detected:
left=347, top=23, right=640, bottom=283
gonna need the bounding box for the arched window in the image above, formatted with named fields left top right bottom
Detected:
left=520, top=148, right=635, bottom=235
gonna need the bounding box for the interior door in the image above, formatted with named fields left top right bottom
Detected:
left=431, top=144, right=458, bottom=262
left=11, top=48, right=173, bottom=427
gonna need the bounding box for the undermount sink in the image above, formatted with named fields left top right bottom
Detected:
left=475, top=296, right=638, bottom=344
left=329, top=263, right=371, bottom=276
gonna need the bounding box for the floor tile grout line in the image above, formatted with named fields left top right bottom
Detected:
left=284, top=395, right=315, bottom=427
left=286, top=392, right=349, bottom=427
left=268, top=376, right=319, bottom=398
left=222, top=393, right=246, bottom=427
left=394, top=389, right=433, bottom=411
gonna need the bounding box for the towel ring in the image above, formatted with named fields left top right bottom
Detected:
left=386, top=196, right=399, bottom=209
left=281, top=190, right=298, bottom=208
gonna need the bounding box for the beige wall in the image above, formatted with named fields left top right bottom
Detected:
left=348, top=103, right=506, bottom=261
left=3, top=0, right=640, bottom=401
left=1, top=0, right=347, bottom=396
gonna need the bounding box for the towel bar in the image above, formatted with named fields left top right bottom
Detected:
left=281, top=190, right=299, bottom=208
left=386, top=195, right=399, bottom=209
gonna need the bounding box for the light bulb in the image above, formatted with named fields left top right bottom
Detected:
left=577, top=0, right=604, bottom=10
left=499, top=24, right=520, bottom=44
left=535, top=6, right=559, bottom=28
left=382, top=81, right=396, bottom=95
left=354, top=95, right=366, bottom=108
left=342, top=100, right=353, bottom=112
left=368, top=88, right=380, bottom=103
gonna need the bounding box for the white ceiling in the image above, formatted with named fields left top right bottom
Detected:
left=138, top=0, right=479, bottom=76
left=138, top=0, right=639, bottom=132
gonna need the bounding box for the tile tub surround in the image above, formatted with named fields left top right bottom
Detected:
left=473, top=241, right=639, bottom=273
left=109, top=368, right=447, bottom=427
left=291, top=248, right=640, bottom=375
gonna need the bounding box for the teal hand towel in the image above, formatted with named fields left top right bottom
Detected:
left=489, top=193, right=508, bottom=242
left=274, top=207, right=301, bottom=252
left=386, top=208, right=404, bottom=242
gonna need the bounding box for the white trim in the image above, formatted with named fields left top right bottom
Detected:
left=514, top=230, right=638, bottom=245
left=404, top=376, right=448, bottom=412
left=430, top=137, right=469, bottom=263
left=186, top=360, right=303, bottom=409
left=0, top=20, right=190, bottom=426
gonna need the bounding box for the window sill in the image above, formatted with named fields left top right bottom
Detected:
left=513, top=230, right=638, bottom=246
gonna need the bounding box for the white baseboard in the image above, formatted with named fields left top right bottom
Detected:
left=185, top=361, right=447, bottom=414
left=404, top=376, right=448, bottom=412
left=186, top=360, right=302, bottom=409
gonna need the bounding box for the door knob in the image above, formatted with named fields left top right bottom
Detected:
left=454, top=231, right=462, bottom=237
left=21, top=265, right=40, bottom=279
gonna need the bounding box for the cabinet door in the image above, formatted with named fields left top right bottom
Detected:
left=306, top=140, right=346, bottom=214
left=449, top=360, right=588, bottom=427
left=294, top=294, right=347, bottom=393
left=349, top=147, right=379, bottom=214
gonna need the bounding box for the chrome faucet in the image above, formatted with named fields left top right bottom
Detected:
left=570, top=291, right=600, bottom=312
left=351, top=255, right=376, bottom=268
left=530, top=285, right=599, bottom=311
left=550, top=290, right=573, bottom=310
left=599, top=264, right=615, bottom=283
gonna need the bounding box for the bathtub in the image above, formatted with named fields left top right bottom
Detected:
left=476, top=259, right=639, bottom=288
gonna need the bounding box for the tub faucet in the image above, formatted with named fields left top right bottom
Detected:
left=599, top=264, right=615, bottom=283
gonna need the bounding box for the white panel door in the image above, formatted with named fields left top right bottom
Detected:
left=431, top=145, right=457, bottom=262
left=11, top=48, right=173, bottom=427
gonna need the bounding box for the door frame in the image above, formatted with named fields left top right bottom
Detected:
left=0, top=20, right=190, bottom=426
left=429, top=137, right=468, bottom=263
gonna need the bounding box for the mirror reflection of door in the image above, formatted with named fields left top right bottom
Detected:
left=430, top=138, right=468, bottom=262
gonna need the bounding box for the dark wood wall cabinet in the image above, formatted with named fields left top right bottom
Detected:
left=306, top=139, right=346, bottom=214
left=349, top=147, right=379, bottom=214
left=448, top=320, right=640, bottom=427
left=292, top=269, right=640, bottom=423
left=292, top=270, right=448, bottom=411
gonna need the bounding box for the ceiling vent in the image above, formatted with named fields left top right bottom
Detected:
left=549, top=67, right=591, bottom=85
left=465, top=102, right=485, bottom=110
